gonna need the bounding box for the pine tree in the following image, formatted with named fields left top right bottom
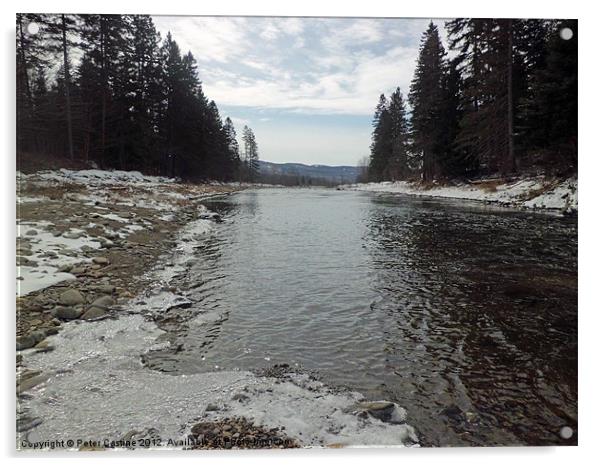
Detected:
left=368, top=94, right=392, bottom=181
left=241, top=126, right=260, bottom=182
left=409, top=22, right=447, bottom=181
left=519, top=20, right=577, bottom=171
left=223, top=117, right=241, bottom=179
left=387, top=88, right=411, bottom=180
left=446, top=19, right=518, bottom=174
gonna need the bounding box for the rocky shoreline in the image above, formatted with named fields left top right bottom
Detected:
left=16, top=170, right=240, bottom=405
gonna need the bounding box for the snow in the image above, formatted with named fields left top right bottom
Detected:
left=17, top=266, right=76, bottom=296
left=16, top=222, right=101, bottom=296
left=523, top=178, right=578, bottom=210
left=15, top=168, right=191, bottom=296
left=341, top=176, right=578, bottom=212
left=33, top=168, right=175, bottom=186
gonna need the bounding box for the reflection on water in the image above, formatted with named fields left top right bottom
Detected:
left=143, top=189, right=577, bottom=446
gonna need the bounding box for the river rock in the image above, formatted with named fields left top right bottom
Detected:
left=92, top=256, right=110, bottom=265
left=81, top=306, right=108, bottom=320
left=94, top=284, right=115, bottom=294
left=25, top=229, right=38, bottom=236
left=17, top=373, right=49, bottom=394
left=34, top=339, right=54, bottom=352
left=347, top=401, right=406, bottom=424
left=91, top=295, right=114, bottom=308
left=52, top=306, right=83, bottom=320
left=16, top=335, right=36, bottom=350
left=29, top=329, right=47, bottom=343
left=58, top=264, right=72, bottom=273
left=59, top=288, right=85, bottom=306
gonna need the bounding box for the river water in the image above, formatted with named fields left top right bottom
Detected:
left=142, top=188, right=577, bottom=447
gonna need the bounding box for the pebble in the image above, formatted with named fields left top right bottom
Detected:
left=93, top=257, right=110, bottom=265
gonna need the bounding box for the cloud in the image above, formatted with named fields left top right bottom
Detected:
left=152, top=16, right=445, bottom=116
left=153, top=16, right=251, bottom=63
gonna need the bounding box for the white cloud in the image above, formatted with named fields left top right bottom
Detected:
left=153, top=16, right=251, bottom=63
left=152, top=16, right=440, bottom=115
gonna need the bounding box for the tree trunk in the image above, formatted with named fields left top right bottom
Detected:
left=61, top=14, right=74, bottom=161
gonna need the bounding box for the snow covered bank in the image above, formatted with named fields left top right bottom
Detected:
left=16, top=169, right=239, bottom=297
left=19, top=168, right=175, bottom=186
left=340, top=176, right=578, bottom=213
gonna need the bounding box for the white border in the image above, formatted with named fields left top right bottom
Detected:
left=2, top=1, right=597, bottom=465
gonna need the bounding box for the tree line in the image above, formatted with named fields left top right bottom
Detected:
left=368, top=19, right=577, bottom=182
left=16, top=13, right=261, bottom=182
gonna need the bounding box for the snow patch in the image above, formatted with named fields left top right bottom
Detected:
left=341, top=176, right=578, bottom=212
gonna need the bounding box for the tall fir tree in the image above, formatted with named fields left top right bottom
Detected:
left=409, top=22, right=447, bottom=181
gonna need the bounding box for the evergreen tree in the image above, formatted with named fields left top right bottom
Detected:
left=242, top=126, right=260, bottom=181
left=446, top=18, right=515, bottom=174
left=519, top=20, right=577, bottom=171
left=369, top=94, right=392, bottom=181
left=387, top=88, right=411, bottom=180
left=409, top=22, right=447, bottom=181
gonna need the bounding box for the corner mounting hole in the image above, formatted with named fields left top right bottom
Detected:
left=560, top=426, right=573, bottom=439
left=560, top=27, right=573, bottom=40
left=27, top=22, right=40, bottom=35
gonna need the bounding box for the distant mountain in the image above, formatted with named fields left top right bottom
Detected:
left=258, top=160, right=361, bottom=184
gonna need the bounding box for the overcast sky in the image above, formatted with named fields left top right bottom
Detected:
left=152, top=16, right=448, bottom=166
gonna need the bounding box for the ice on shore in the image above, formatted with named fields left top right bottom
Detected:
left=17, top=312, right=417, bottom=449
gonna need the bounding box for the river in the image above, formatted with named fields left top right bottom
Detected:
left=139, top=188, right=577, bottom=446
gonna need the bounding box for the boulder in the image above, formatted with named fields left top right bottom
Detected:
left=16, top=335, right=36, bottom=350
left=52, top=306, right=83, bottom=320
left=95, top=284, right=115, bottom=294
left=81, top=306, right=108, bottom=320
left=91, top=295, right=114, bottom=308
left=59, top=288, right=85, bottom=306
left=347, top=401, right=407, bottom=424
left=29, top=329, right=47, bottom=343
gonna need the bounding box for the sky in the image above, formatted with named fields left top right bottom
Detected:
left=152, top=16, right=448, bottom=166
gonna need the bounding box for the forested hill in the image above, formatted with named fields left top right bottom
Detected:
left=16, top=14, right=260, bottom=182
left=259, top=161, right=361, bottom=185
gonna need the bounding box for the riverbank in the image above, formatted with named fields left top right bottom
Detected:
left=339, top=175, right=578, bottom=214
left=16, top=169, right=239, bottom=342
left=16, top=171, right=419, bottom=450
